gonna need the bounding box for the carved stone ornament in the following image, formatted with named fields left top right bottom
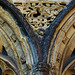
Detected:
left=0, top=0, right=75, bottom=75
left=14, top=1, right=67, bottom=37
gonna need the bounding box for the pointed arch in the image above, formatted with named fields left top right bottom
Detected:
left=41, top=0, right=75, bottom=74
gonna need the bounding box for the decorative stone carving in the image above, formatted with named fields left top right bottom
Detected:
left=14, top=1, right=66, bottom=37
left=0, top=0, right=74, bottom=75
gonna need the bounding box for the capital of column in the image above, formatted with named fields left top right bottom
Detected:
left=32, top=62, right=50, bottom=74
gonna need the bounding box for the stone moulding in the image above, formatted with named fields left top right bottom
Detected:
left=62, top=56, right=75, bottom=75
left=0, top=0, right=75, bottom=75
left=42, top=0, right=75, bottom=62
left=0, top=54, right=18, bottom=74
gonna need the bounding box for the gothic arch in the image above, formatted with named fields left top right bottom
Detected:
left=42, top=0, right=75, bottom=75
left=0, top=0, right=38, bottom=75
left=0, top=0, right=75, bottom=75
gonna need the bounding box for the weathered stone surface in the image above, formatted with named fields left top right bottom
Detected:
left=14, top=1, right=66, bottom=37
left=0, top=0, right=75, bottom=75
left=0, top=5, right=32, bottom=75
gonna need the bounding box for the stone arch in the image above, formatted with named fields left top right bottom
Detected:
left=41, top=0, right=75, bottom=75
left=0, top=0, right=38, bottom=74
left=41, top=0, right=75, bottom=63
left=0, top=0, right=75, bottom=75
left=49, top=5, right=75, bottom=75
left=59, top=34, right=75, bottom=73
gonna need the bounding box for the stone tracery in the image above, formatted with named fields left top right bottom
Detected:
left=0, top=0, right=75, bottom=75
left=14, top=1, right=67, bottom=37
